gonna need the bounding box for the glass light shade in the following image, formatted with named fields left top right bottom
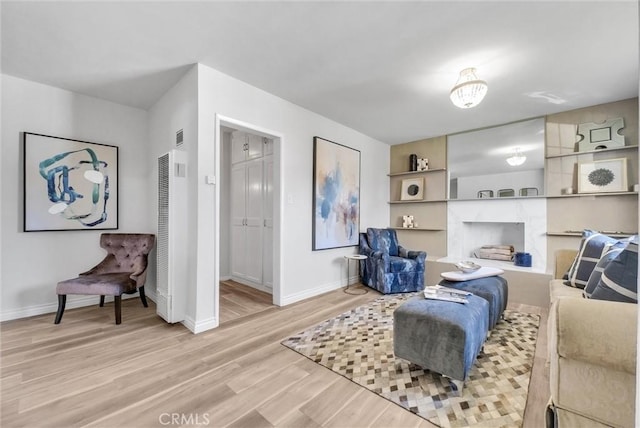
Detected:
left=450, top=68, right=488, bottom=109
left=506, top=149, right=527, bottom=166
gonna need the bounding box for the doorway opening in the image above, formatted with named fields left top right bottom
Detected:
left=215, top=115, right=282, bottom=325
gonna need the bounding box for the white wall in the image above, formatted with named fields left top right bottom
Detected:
left=147, top=63, right=390, bottom=332
left=146, top=66, right=199, bottom=323
left=1, top=74, right=151, bottom=321
left=199, top=63, right=390, bottom=316
left=1, top=64, right=390, bottom=328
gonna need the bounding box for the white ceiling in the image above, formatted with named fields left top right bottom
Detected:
left=1, top=1, right=638, bottom=145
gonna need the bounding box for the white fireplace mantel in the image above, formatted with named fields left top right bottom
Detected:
left=446, top=198, right=547, bottom=272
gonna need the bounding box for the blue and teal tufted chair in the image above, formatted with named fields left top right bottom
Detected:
left=359, top=228, right=426, bottom=294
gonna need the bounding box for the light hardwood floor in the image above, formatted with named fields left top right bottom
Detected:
left=219, top=280, right=274, bottom=325
left=1, top=284, right=548, bottom=428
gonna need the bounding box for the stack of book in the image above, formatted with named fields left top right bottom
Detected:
left=423, top=285, right=472, bottom=304
left=476, top=244, right=514, bottom=261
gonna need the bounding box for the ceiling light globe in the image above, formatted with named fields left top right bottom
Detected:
left=506, top=147, right=527, bottom=166
left=506, top=154, right=527, bottom=166
left=450, top=68, right=488, bottom=109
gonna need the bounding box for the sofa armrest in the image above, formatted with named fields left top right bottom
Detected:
left=549, top=297, right=637, bottom=426
left=554, top=249, right=577, bottom=280
left=550, top=297, right=637, bottom=374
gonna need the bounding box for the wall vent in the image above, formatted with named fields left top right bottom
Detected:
left=157, top=150, right=188, bottom=324
left=176, top=129, right=184, bottom=147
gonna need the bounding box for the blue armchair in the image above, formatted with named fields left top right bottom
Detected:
left=359, top=228, right=427, bottom=294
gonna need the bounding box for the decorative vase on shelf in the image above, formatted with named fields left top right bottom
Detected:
left=409, top=154, right=417, bottom=171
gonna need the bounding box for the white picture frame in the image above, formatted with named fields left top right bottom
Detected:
left=400, top=177, right=424, bottom=200
left=577, top=158, right=628, bottom=193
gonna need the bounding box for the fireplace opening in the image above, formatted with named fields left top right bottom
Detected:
left=445, top=198, right=546, bottom=272
left=462, top=221, right=525, bottom=260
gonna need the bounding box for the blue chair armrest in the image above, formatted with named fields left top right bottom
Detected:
left=399, top=246, right=427, bottom=262
left=361, top=247, right=389, bottom=271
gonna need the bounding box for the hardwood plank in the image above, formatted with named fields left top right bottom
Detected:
left=226, top=410, right=274, bottom=428
left=370, top=404, right=433, bottom=428
left=222, top=280, right=273, bottom=304
left=0, top=285, right=550, bottom=428
left=83, top=363, right=242, bottom=428
left=226, top=344, right=303, bottom=393
left=203, top=364, right=311, bottom=427
left=219, top=280, right=274, bottom=324
left=298, top=378, right=361, bottom=425
left=274, top=410, right=322, bottom=428
left=257, top=362, right=341, bottom=425
left=323, top=388, right=390, bottom=428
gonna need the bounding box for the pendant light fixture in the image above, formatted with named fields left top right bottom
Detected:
left=506, top=148, right=527, bottom=166
left=450, top=67, right=488, bottom=109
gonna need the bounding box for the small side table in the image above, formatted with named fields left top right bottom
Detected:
left=344, top=254, right=368, bottom=295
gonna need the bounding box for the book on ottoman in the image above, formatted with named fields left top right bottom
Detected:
left=423, top=285, right=472, bottom=303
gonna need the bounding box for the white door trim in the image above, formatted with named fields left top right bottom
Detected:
left=214, top=114, right=284, bottom=321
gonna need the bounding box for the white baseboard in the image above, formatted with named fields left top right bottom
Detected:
left=145, top=288, right=157, bottom=303
left=280, top=279, right=348, bottom=306
left=182, top=315, right=218, bottom=334
left=230, top=276, right=273, bottom=294
left=0, top=293, right=141, bottom=322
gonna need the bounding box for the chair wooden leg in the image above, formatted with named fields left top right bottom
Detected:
left=139, top=286, right=149, bottom=308
left=114, top=296, right=122, bottom=325
left=99, top=295, right=105, bottom=307
left=54, top=295, right=66, bottom=324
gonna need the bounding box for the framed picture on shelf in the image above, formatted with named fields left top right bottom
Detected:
left=23, top=132, right=119, bottom=232
left=577, top=158, right=628, bottom=194
left=400, top=177, right=424, bottom=200
left=312, top=136, right=361, bottom=251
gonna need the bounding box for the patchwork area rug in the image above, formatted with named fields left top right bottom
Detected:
left=282, top=293, right=539, bottom=428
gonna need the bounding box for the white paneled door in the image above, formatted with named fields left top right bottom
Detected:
left=230, top=130, right=273, bottom=292
left=263, top=155, right=274, bottom=289
left=245, top=158, right=263, bottom=284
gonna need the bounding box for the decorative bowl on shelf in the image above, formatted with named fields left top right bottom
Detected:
left=455, top=260, right=481, bottom=273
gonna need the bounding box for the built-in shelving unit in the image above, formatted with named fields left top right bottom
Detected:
left=387, top=168, right=446, bottom=177
left=546, top=231, right=637, bottom=238
left=546, top=191, right=637, bottom=199
left=390, top=227, right=446, bottom=232
left=388, top=199, right=447, bottom=204
left=388, top=97, right=639, bottom=272
left=450, top=195, right=546, bottom=202
left=545, top=145, right=638, bottom=159
left=544, top=98, right=639, bottom=266
left=389, top=135, right=448, bottom=257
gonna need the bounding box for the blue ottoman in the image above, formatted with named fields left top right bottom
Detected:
left=438, top=276, right=508, bottom=330
left=393, top=294, right=489, bottom=393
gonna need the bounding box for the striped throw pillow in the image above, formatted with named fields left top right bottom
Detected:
left=564, top=230, right=618, bottom=289
left=583, top=247, right=624, bottom=298
left=590, top=241, right=638, bottom=303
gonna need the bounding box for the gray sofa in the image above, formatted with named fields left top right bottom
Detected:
left=547, top=249, right=637, bottom=428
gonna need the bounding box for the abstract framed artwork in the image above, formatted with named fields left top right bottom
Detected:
left=400, top=177, right=424, bottom=200
left=577, top=158, right=627, bottom=194
left=23, top=132, right=118, bottom=231
left=312, top=136, right=361, bottom=250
